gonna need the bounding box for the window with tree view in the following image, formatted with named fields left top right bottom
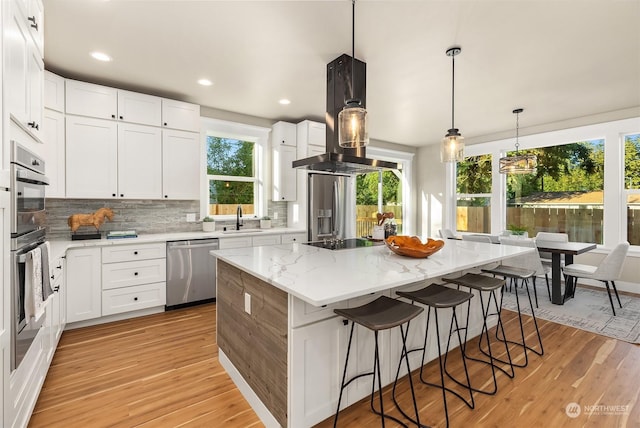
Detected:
left=505, top=139, right=604, bottom=243
left=356, top=170, right=403, bottom=237
left=207, top=136, right=256, bottom=216
left=456, top=155, right=492, bottom=233
left=625, top=133, right=640, bottom=245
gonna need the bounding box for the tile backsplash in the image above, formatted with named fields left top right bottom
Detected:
left=46, top=199, right=289, bottom=239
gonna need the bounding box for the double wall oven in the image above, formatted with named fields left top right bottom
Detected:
left=10, top=141, right=49, bottom=371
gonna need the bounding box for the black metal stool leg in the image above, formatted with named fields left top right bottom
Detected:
left=522, top=278, right=544, bottom=357
left=334, top=322, right=356, bottom=428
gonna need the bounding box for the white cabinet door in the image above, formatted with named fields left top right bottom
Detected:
left=42, top=109, right=65, bottom=198
left=161, top=99, right=200, bottom=132
left=26, top=45, right=44, bottom=139
left=281, top=232, right=307, bottom=244
left=290, top=316, right=348, bottom=428
left=272, top=121, right=296, bottom=147
left=307, top=145, right=325, bottom=157
left=65, top=80, right=118, bottom=120
left=66, top=116, right=118, bottom=198
left=66, top=247, right=102, bottom=323
left=5, top=0, right=30, bottom=127
left=218, top=236, right=252, bottom=249
left=117, top=123, right=162, bottom=199
left=27, top=0, right=44, bottom=57
left=117, top=90, right=162, bottom=126
left=44, top=71, right=65, bottom=112
left=252, top=234, right=281, bottom=246
left=272, top=144, right=297, bottom=201
left=297, top=120, right=325, bottom=148
left=162, top=129, right=200, bottom=199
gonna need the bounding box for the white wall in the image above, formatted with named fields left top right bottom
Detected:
left=416, top=144, right=447, bottom=239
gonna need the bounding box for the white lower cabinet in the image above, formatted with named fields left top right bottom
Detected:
left=66, top=247, right=102, bottom=323
left=281, top=232, right=307, bottom=244
left=102, top=282, right=166, bottom=316
left=290, top=316, right=348, bottom=428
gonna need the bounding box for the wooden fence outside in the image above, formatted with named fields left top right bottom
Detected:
left=457, top=205, right=640, bottom=244
left=356, top=205, right=403, bottom=237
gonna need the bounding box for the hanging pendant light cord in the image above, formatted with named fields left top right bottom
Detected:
left=351, top=0, right=356, bottom=102
left=451, top=53, right=455, bottom=130
left=515, top=110, right=520, bottom=153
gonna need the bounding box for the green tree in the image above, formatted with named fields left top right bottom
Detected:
left=457, top=155, right=491, bottom=206
left=356, top=171, right=401, bottom=205
left=207, top=137, right=254, bottom=204
left=625, top=134, right=640, bottom=189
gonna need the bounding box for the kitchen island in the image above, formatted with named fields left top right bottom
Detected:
left=212, top=239, right=534, bottom=428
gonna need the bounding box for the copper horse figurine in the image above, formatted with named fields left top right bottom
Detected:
left=67, top=207, right=115, bottom=232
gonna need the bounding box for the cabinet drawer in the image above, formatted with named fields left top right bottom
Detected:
left=102, top=258, right=166, bottom=290
left=290, top=295, right=340, bottom=328
left=281, top=233, right=307, bottom=244
left=218, top=236, right=252, bottom=249
left=252, top=235, right=281, bottom=246
left=102, top=242, right=166, bottom=263
left=102, top=282, right=166, bottom=316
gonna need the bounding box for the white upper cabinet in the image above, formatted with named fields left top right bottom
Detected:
left=27, top=0, right=44, bottom=57
left=117, top=123, right=162, bottom=199
left=44, top=70, right=65, bottom=112
left=272, top=120, right=297, bottom=147
left=161, top=99, right=200, bottom=132
left=5, top=0, right=32, bottom=127
left=42, top=109, right=65, bottom=198
left=117, top=90, right=162, bottom=126
left=297, top=120, right=325, bottom=148
left=27, top=46, right=44, bottom=140
left=272, top=121, right=297, bottom=201
left=65, top=79, right=118, bottom=120
left=162, top=129, right=200, bottom=199
left=65, top=116, right=118, bottom=198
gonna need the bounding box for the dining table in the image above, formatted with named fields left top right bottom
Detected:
left=534, top=240, right=598, bottom=304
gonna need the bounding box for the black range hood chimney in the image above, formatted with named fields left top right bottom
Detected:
left=292, top=54, right=399, bottom=174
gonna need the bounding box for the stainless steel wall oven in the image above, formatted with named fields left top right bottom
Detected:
left=10, top=141, right=49, bottom=371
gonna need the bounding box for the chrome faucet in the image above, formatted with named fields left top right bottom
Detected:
left=236, top=205, right=243, bottom=230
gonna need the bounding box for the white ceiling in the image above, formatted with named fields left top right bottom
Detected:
left=43, top=0, right=640, bottom=147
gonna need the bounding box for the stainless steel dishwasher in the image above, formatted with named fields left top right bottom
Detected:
left=166, top=238, right=219, bottom=309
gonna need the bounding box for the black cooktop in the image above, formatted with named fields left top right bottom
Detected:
left=303, top=238, right=385, bottom=250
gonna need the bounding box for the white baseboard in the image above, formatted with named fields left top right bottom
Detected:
left=64, top=306, right=165, bottom=330
left=219, top=350, right=281, bottom=428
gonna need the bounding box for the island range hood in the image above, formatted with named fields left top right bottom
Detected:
left=292, top=54, right=399, bottom=174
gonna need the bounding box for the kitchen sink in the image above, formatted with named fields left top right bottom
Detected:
left=222, top=229, right=264, bottom=234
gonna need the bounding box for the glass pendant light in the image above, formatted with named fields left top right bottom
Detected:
left=499, top=108, right=538, bottom=174
left=338, top=0, right=369, bottom=148
left=441, top=47, right=464, bottom=163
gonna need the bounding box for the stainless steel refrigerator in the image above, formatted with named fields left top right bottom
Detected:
left=308, top=173, right=354, bottom=241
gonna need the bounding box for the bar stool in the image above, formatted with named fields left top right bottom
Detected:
left=333, top=295, right=424, bottom=428
left=442, top=273, right=515, bottom=395
left=480, top=265, right=544, bottom=367
left=394, top=284, right=474, bottom=428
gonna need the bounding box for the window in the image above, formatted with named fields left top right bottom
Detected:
left=207, top=136, right=256, bottom=216
left=505, top=140, right=604, bottom=243
left=625, top=133, right=640, bottom=245
left=356, top=170, right=403, bottom=237
left=456, top=154, right=492, bottom=233
left=201, top=117, right=269, bottom=219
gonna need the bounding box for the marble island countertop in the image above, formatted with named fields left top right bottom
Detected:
left=212, top=239, right=535, bottom=306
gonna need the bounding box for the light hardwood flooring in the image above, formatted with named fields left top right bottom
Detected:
left=30, top=302, right=640, bottom=428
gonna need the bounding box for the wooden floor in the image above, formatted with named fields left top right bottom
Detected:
left=31, top=302, right=640, bottom=428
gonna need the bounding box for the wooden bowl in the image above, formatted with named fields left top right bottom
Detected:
left=385, top=235, right=445, bottom=258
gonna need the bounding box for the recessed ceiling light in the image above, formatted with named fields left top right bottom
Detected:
left=90, top=51, right=112, bottom=62
left=279, top=99, right=291, bottom=105
left=198, top=79, right=213, bottom=86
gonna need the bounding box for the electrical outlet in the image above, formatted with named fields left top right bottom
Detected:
left=186, top=213, right=196, bottom=222
left=273, top=212, right=278, bottom=220
left=244, top=293, right=251, bottom=315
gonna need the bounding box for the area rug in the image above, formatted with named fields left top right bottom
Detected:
left=500, top=282, right=640, bottom=344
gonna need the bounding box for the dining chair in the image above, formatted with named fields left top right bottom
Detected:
left=439, top=228, right=455, bottom=239
left=535, top=232, right=569, bottom=266
left=462, top=234, right=493, bottom=244
left=562, top=242, right=630, bottom=316
left=495, top=238, right=551, bottom=306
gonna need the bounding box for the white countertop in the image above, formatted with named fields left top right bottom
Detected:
left=212, top=240, right=535, bottom=306
left=48, top=228, right=306, bottom=261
